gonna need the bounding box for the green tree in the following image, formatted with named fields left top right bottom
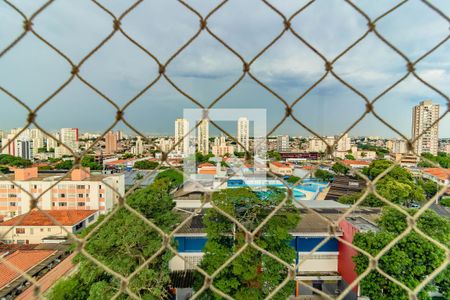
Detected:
left=121, top=153, right=134, bottom=159
left=0, top=154, right=32, bottom=167
left=48, top=177, right=179, bottom=300
left=440, top=197, right=450, bottom=207
left=419, top=152, right=450, bottom=168
left=338, top=192, right=383, bottom=207
left=155, top=169, right=184, bottom=189
left=314, top=169, right=333, bottom=181
left=196, top=152, right=214, bottom=164
left=55, top=160, right=73, bottom=170
left=345, top=154, right=355, bottom=160
left=287, top=175, right=300, bottom=185
left=353, top=207, right=450, bottom=299
left=417, top=178, right=438, bottom=199
left=133, top=160, right=159, bottom=170
left=332, top=161, right=349, bottom=175
left=194, top=188, right=300, bottom=299
left=267, top=150, right=282, bottom=161
left=81, top=156, right=102, bottom=170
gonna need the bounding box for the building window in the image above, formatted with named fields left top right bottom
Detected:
left=60, top=194, right=66, bottom=198
left=33, top=185, right=38, bottom=189
left=15, top=228, right=25, bottom=234
left=88, top=215, right=95, bottom=222
left=8, top=194, right=17, bottom=198
left=10, top=185, right=15, bottom=189
left=78, top=194, right=84, bottom=198
left=58, top=202, right=67, bottom=207
left=99, top=194, right=104, bottom=198
left=76, top=185, right=85, bottom=189
left=9, top=202, right=16, bottom=206
left=40, top=228, right=44, bottom=232
left=30, top=228, right=34, bottom=234
left=48, top=228, right=51, bottom=232
left=77, top=202, right=85, bottom=206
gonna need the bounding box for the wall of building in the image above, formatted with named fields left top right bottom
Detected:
left=337, top=220, right=359, bottom=293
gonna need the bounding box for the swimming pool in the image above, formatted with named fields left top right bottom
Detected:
left=227, top=178, right=329, bottom=201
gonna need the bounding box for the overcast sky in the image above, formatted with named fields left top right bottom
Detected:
left=0, top=0, right=449, bottom=138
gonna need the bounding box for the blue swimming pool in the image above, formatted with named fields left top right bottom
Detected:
left=227, top=178, right=329, bottom=200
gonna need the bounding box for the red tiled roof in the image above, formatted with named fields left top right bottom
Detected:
left=0, top=209, right=97, bottom=227
left=270, top=161, right=293, bottom=168
left=198, top=163, right=214, bottom=168
left=302, top=165, right=315, bottom=170
left=105, top=159, right=130, bottom=165
left=342, top=160, right=370, bottom=166
left=0, top=250, right=56, bottom=289
left=423, top=168, right=450, bottom=181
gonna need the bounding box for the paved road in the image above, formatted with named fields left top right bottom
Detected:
left=15, top=253, right=76, bottom=300
left=429, top=203, right=450, bottom=219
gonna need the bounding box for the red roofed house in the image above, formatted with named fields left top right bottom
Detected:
left=269, top=161, right=293, bottom=176
left=422, top=168, right=450, bottom=186
left=0, top=249, right=56, bottom=290
left=197, top=163, right=217, bottom=175
left=341, top=160, right=370, bottom=169
left=0, top=209, right=98, bottom=244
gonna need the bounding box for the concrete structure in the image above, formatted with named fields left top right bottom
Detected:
left=131, top=136, right=144, bottom=156
left=175, top=118, right=189, bottom=154
left=269, top=161, right=293, bottom=176
left=308, top=136, right=334, bottom=152
left=276, top=135, right=289, bottom=152
left=387, top=139, right=407, bottom=154
left=104, top=131, right=117, bottom=154
left=15, top=140, right=33, bottom=160
left=197, top=120, right=209, bottom=155
left=336, top=134, right=351, bottom=152
left=58, top=128, right=78, bottom=156
left=0, top=167, right=125, bottom=218
left=237, top=117, right=249, bottom=152
left=0, top=209, right=98, bottom=244
left=412, top=100, right=439, bottom=155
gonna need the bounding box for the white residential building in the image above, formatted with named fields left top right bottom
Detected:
left=412, top=100, right=439, bottom=155
left=197, top=119, right=209, bottom=155
left=175, top=118, right=189, bottom=154
left=0, top=167, right=125, bottom=219
left=237, top=117, right=249, bottom=152
left=276, top=135, right=289, bottom=152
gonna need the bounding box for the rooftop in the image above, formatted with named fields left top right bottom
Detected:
left=423, top=168, right=450, bottom=181
left=0, top=250, right=56, bottom=289
left=0, top=209, right=97, bottom=227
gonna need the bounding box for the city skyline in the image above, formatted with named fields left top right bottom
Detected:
left=1, top=1, right=449, bottom=137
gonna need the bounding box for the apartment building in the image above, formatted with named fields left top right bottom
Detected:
left=0, top=209, right=99, bottom=244
left=412, top=100, right=439, bottom=155
left=0, top=167, right=124, bottom=218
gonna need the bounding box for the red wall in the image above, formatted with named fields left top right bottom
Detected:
left=338, top=219, right=359, bottom=292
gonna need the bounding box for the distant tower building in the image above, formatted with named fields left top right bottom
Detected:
left=336, top=133, right=351, bottom=152
left=16, top=140, right=33, bottom=160
left=412, top=100, right=439, bottom=155
left=276, top=135, right=289, bottom=152
left=212, top=136, right=234, bottom=157
left=104, top=131, right=118, bottom=154
left=114, top=130, right=123, bottom=141
left=237, top=117, right=249, bottom=152
left=175, top=118, right=189, bottom=154
left=59, top=128, right=79, bottom=156
left=197, top=119, right=209, bottom=155
left=133, top=136, right=144, bottom=156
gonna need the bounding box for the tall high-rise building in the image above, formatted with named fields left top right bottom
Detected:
left=132, top=136, right=144, bottom=156
left=212, top=136, right=234, bottom=157
left=175, top=118, right=189, bottom=154
left=237, top=117, right=249, bottom=152
left=15, top=140, right=33, bottom=160
left=59, top=128, right=79, bottom=156
left=336, top=133, right=351, bottom=152
left=197, top=120, right=209, bottom=155
left=276, top=135, right=289, bottom=152
left=104, top=131, right=118, bottom=154
left=412, top=100, right=439, bottom=155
